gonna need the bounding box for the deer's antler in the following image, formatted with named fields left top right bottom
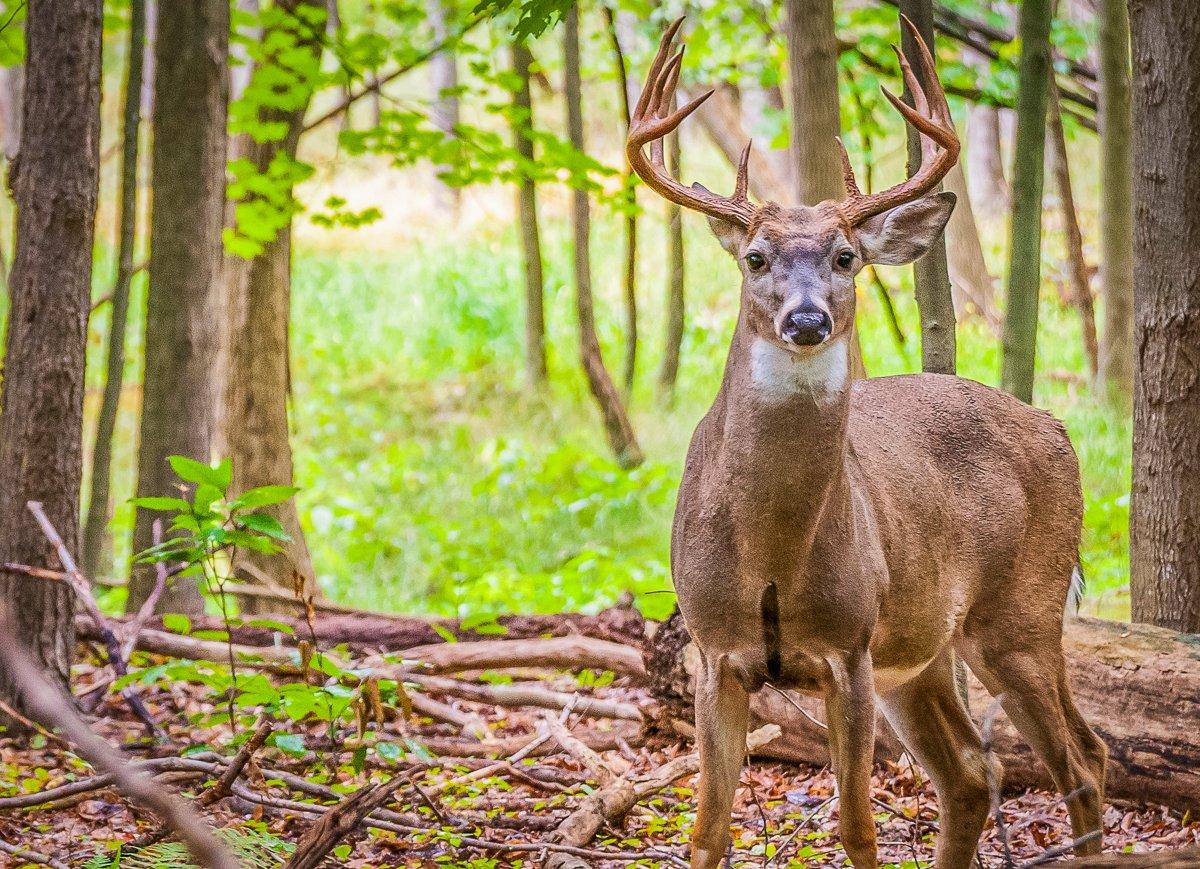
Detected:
left=837, top=15, right=960, bottom=226
left=626, top=18, right=756, bottom=228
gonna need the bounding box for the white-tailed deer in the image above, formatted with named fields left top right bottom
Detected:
left=629, top=18, right=1107, bottom=869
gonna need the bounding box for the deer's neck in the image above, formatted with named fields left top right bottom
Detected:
left=717, top=322, right=855, bottom=532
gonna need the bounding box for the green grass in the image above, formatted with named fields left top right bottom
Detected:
left=75, top=195, right=1131, bottom=621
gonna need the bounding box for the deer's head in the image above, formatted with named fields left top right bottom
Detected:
left=628, top=17, right=959, bottom=356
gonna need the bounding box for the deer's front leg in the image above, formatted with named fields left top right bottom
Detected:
left=824, top=651, right=878, bottom=869
left=690, top=651, right=750, bottom=869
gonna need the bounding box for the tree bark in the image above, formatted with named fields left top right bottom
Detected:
left=604, top=6, right=638, bottom=394
left=900, top=0, right=956, bottom=375
left=1129, top=0, right=1200, bottom=633
left=83, top=0, right=147, bottom=581
left=128, top=0, right=228, bottom=614
left=650, top=613, right=1200, bottom=812
left=1046, top=87, right=1100, bottom=381
left=1096, top=0, right=1134, bottom=403
left=658, top=124, right=685, bottom=396
left=0, top=65, right=21, bottom=161
left=999, top=0, right=1052, bottom=404
left=218, top=0, right=324, bottom=607
left=784, top=0, right=843, bottom=205
left=0, top=0, right=102, bottom=720
left=966, top=102, right=1009, bottom=220
left=426, top=0, right=460, bottom=214
left=562, top=6, right=643, bottom=468
left=510, top=43, right=547, bottom=389
left=942, top=161, right=1001, bottom=329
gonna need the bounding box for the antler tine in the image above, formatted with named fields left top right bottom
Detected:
left=835, top=137, right=861, bottom=198
left=626, top=19, right=757, bottom=228
left=839, top=19, right=959, bottom=227
left=733, top=141, right=752, bottom=200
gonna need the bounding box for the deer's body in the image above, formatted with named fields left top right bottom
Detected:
left=628, top=23, right=1106, bottom=867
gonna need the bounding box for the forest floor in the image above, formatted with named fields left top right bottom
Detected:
left=2, top=640, right=1196, bottom=869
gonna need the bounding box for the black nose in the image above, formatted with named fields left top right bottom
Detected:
left=781, top=308, right=832, bottom=346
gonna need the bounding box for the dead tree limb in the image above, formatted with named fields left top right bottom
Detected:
left=0, top=608, right=238, bottom=869
left=402, top=635, right=647, bottom=678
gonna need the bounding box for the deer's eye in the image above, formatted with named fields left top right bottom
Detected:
left=835, top=250, right=855, bottom=269
left=745, top=252, right=766, bottom=271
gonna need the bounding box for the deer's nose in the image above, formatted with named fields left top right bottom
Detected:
left=781, top=307, right=832, bottom=347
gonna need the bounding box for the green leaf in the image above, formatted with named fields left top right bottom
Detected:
left=404, top=737, right=435, bottom=763
left=238, top=512, right=292, bottom=542
left=193, top=483, right=224, bottom=516
left=129, top=496, right=191, bottom=512
left=376, top=741, right=403, bottom=763
left=169, top=455, right=231, bottom=492
left=272, top=733, right=306, bottom=756
left=162, top=613, right=192, bottom=635
left=229, top=485, right=300, bottom=510
left=432, top=624, right=457, bottom=644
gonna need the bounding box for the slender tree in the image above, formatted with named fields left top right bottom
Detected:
left=427, top=0, right=461, bottom=213
left=1129, top=0, right=1200, bottom=633
left=219, top=0, right=325, bottom=606
left=0, top=0, right=102, bottom=719
left=943, top=161, right=1001, bottom=328
left=563, top=5, right=643, bottom=467
left=659, top=120, right=685, bottom=395
left=128, top=0, right=229, bottom=614
left=785, top=0, right=843, bottom=205
left=900, top=0, right=956, bottom=375
left=1097, top=0, right=1134, bottom=402
left=83, top=0, right=148, bottom=581
left=604, top=5, right=639, bottom=393
left=510, top=42, right=547, bottom=388
left=999, top=0, right=1052, bottom=403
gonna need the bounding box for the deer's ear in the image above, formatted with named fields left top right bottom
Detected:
left=857, top=191, right=955, bottom=266
left=707, top=215, right=746, bottom=257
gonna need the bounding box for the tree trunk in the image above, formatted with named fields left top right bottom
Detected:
left=942, top=161, right=1002, bottom=329
left=1129, top=0, right=1200, bottom=633
left=83, top=0, right=147, bottom=582
left=128, top=0, right=228, bottom=615
left=426, top=0, right=460, bottom=214
left=966, top=103, right=1009, bottom=220
left=658, top=123, right=685, bottom=395
left=219, top=0, right=324, bottom=607
left=1096, top=0, right=1134, bottom=403
left=604, top=6, right=638, bottom=394
left=0, top=0, right=102, bottom=721
left=900, top=0, right=956, bottom=375
left=740, top=83, right=795, bottom=197
left=0, top=65, right=21, bottom=161
left=1046, top=87, right=1100, bottom=380
left=784, top=0, right=843, bottom=205
left=649, top=613, right=1200, bottom=812
left=230, top=0, right=260, bottom=102
left=999, top=0, right=1052, bottom=404
left=510, top=43, right=547, bottom=389
left=562, top=6, right=643, bottom=468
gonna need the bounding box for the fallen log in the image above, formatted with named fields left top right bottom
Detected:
left=401, top=635, right=647, bottom=678
left=648, top=612, right=1200, bottom=812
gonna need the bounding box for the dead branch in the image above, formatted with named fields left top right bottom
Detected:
left=0, top=608, right=238, bottom=869
left=409, top=689, right=492, bottom=740
left=405, top=673, right=645, bottom=721
left=0, top=839, right=70, bottom=869
left=198, top=717, right=274, bottom=806
left=402, top=635, right=648, bottom=678
left=1061, top=850, right=1200, bottom=867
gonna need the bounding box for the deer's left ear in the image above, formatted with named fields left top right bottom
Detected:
left=857, top=191, right=956, bottom=266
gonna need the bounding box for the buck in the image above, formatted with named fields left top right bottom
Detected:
left=628, top=19, right=1108, bottom=869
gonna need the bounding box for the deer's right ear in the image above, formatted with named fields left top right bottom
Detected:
left=707, top=215, right=746, bottom=257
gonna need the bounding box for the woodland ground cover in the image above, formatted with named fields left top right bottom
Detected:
left=81, top=167, right=1131, bottom=623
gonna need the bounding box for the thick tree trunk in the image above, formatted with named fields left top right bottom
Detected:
left=999, top=0, right=1052, bottom=404
left=784, top=0, right=843, bottom=205
left=650, top=613, right=1200, bottom=812
left=426, top=0, right=460, bottom=213
left=1096, top=0, right=1134, bottom=403
left=942, top=161, right=1001, bottom=329
left=1129, top=0, right=1200, bottom=633
left=966, top=103, right=1009, bottom=220
left=0, top=0, right=102, bottom=719
left=510, top=44, right=547, bottom=389
left=563, top=6, right=643, bottom=468
left=83, top=0, right=147, bottom=581
left=1046, top=88, right=1100, bottom=381
left=658, top=125, right=685, bottom=395
left=604, top=8, right=639, bottom=395
left=128, top=0, right=228, bottom=614
left=219, top=0, right=323, bottom=607
left=900, top=0, right=956, bottom=375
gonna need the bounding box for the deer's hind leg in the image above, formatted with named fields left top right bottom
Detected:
left=879, top=647, right=997, bottom=869
left=959, top=619, right=1106, bottom=856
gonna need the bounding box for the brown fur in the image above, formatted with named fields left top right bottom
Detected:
left=675, top=206, right=1108, bottom=869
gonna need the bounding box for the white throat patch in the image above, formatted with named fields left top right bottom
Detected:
left=749, top=336, right=849, bottom=403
